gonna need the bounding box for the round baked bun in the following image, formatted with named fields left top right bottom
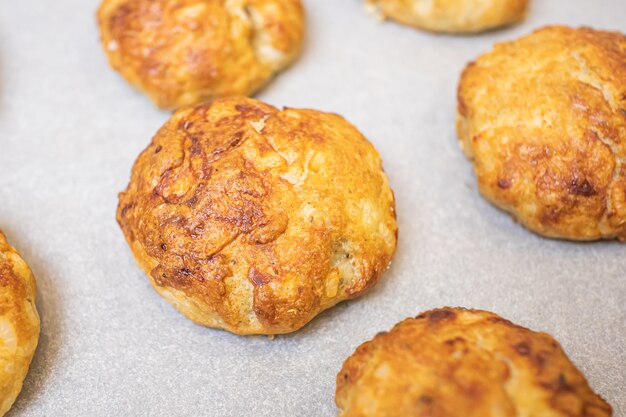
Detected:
left=336, top=307, right=612, bottom=417
left=97, top=0, right=305, bottom=109
left=458, top=26, right=626, bottom=241
left=117, top=97, right=398, bottom=335
left=365, top=0, right=528, bottom=34
left=0, top=232, right=40, bottom=416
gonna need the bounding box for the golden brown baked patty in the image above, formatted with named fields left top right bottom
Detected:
left=0, top=232, right=40, bottom=416
left=365, top=0, right=528, bottom=34
left=458, top=26, right=626, bottom=241
left=97, top=0, right=305, bottom=109
left=117, top=97, right=398, bottom=335
left=336, top=307, right=612, bottom=417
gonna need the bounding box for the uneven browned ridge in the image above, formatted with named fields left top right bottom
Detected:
left=117, top=97, right=398, bottom=335
left=97, top=0, right=305, bottom=109
left=458, top=26, right=626, bottom=240
left=336, top=307, right=612, bottom=417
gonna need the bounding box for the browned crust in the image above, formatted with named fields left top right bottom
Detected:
left=366, top=0, right=528, bottom=34
left=336, top=307, right=612, bottom=417
left=457, top=26, right=626, bottom=241
left=97, top=0, right=305, bottom=109
left=0, top=232, right=40, bottom=416
left=117, top=97, right=398, bottom=335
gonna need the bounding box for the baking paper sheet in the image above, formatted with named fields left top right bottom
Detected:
left=0, top=0, right=624, bottom=415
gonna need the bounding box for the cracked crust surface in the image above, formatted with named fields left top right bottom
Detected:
left=117, top=97, right=398, bottom=335
left=365, top=0, right=528, bottom=34
left=0, top=232, right=40, bottom=416
left=97, top=0, right=304, bottom=109
left=457, top=26, right=626, bottom=240
left=336, top=307, right=612, bottom=417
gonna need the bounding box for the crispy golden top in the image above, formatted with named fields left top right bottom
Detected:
left=0, top=232, right=39, bottom=416
left=458, top=26, right=626, bottom=240
left=97, top=0, right=305, bottom=109
left=366, top=0, right=528, bottom=34
left=117, top=97, right=397, bottom=335
left=336, top=307, right=612, bottom=417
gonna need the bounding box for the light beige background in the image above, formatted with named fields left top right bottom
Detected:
left=0, top=0, right=624, bottom=415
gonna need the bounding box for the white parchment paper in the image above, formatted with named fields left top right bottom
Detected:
left=0, top=0, right=624, bottom=415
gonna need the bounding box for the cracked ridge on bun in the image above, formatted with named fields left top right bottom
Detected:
left=98, top=0, right=305, bottom=109
left=336, top=307, right=612, bottom=417
left=458, top=26, right=626, bottom=240
left=117, top=97, right=398, bottom=335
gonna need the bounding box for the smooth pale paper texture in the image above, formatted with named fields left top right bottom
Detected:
left=0, top=0, right=624, bottom=415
